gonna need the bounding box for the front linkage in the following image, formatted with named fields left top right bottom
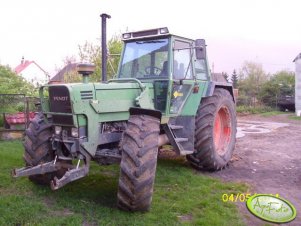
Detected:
left=12, top=108, right=163, bottom=194
left=12, top=156, right=90, bottom=190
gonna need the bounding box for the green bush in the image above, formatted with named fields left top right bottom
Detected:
left=236, top=94, right=253, bottom=106
left=16, top=103, right=25, bottom=112
left=0, top=115, right=3, bottom=128
left=258, top=71, right=295, bottom=107
left=236, top=105, right=274, bottom=114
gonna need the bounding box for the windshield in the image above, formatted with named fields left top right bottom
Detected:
left=119, top=38, right=169, bottom=79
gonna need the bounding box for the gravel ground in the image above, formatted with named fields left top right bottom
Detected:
left=213, top=113, right=301, bottom=226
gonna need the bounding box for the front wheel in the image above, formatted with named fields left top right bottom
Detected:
left=117, top=114, right=160, bottom=211
left=187, top=88, right=237, bottom=170
left=23, top=113, right=67, bottom=184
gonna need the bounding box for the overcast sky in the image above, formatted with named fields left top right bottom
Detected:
left=0, top=0, right=300, bottom=77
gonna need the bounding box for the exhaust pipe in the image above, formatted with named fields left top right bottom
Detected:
left=100, top=13, right=111, bottom=82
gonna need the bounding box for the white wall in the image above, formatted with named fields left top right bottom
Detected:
left=20, top=64, right=48, bottom=87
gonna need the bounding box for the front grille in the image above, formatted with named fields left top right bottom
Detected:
left=80, top=91, right=93, bottom=100
left=49, top=86, right=73, bottom=125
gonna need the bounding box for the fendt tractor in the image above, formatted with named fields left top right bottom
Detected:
left=13, top=14, right=237, bottom=211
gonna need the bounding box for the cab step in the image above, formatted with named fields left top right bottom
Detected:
left=169, top=124, right=184, bottom=130
left=175, top=137, right=189, bottom=142
left=181, top=150, right=194, bottom=155
left=163, top=123, right=193, bottom=156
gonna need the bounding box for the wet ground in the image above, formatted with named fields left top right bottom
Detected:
left=213, top=114, right=301, bottom=226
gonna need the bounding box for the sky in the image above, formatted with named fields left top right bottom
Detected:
left=0, top=0, right=300, bottom=78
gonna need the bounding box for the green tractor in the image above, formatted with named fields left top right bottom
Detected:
left=13, top=14, right=237, bottom=211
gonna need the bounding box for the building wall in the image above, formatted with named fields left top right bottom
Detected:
left=295, top=58, right=301, bottom=116
left=20, top=64, right=48, bottom=87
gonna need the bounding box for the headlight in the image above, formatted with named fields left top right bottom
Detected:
left=122, top=33, right=131, bottom=39
left=54, top=126, right=62, bottom=135
left=159, top=27, right=169, bottom=34
left=71, top=127, right=79, bottom=137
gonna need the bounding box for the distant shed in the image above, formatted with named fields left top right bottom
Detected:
left=50, top=63, right=78, bottom=82
left=293, top=53, right=301, bottom=116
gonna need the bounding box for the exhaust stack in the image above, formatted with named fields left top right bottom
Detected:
left=100, top=13, right=111, bottom=82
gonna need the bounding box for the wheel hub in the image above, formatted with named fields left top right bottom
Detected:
left=213, top=106, right=231, bottom=155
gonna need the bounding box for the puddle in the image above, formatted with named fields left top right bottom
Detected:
left=237, top=120, right=289, bottom=138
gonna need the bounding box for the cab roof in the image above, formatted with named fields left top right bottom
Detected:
left=122, top=27, right=194, bottom=42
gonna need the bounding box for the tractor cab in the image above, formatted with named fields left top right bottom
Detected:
left=118, top=27, right=210, bottom=114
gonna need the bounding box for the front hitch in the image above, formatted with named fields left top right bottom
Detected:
left=50, top=159, right=90, bottom=190
left=12, top=158, right=65, bottom=178
left=12, top=157, right=90, bottom=190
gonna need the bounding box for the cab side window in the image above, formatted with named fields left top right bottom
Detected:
left=173, top=41, right=193, bottom=80
left=195, top=59, right=208, bottom=80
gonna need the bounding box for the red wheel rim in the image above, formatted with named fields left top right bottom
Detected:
left=213, top=106, right=232, bottom=156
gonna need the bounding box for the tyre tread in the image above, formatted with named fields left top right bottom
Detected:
left=117, top=114, right=160, bottom=211
left=187, top=88, right=236, bottom=170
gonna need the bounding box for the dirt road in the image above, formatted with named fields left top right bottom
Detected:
left=214, top=114, right=301, bottom=226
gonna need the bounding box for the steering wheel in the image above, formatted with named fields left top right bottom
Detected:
left=144, top=66, right=162, bottom=76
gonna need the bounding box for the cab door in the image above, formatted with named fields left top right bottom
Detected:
left=169, top=39, right=209, bottom=116
left=169, top=39, right=195, bottom=115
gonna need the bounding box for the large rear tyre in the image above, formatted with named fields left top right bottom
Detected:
left=187, top=88, right=237, bottom=170
left=23, top=113, right=67, bottom=185
left=117, top=114, right=160, bottom=211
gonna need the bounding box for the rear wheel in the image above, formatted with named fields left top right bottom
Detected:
left=117, top=114, right=160, bottom=211
left=187, top=88, right=236, bottom=170
left=23, top=113, right=67, bottom=185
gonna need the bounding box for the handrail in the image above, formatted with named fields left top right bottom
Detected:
left=107, top=78, right=146, bottom=91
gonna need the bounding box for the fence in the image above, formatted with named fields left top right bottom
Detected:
left=0, top=94, right=39, bottom=132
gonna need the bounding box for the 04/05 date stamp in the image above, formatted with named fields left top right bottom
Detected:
left=222, top=193, right=279, bottom=202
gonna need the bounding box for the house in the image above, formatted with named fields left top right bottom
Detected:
left=14, top=57, right=49, bottom=87
left=211, top=72, right=228, bottom=83
left=50, top=63, right=78, bottom=82
left=293, top=53, right=301, bottom=116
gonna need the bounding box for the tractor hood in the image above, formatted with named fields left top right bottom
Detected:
left=89, top=81, right=155, bottom=113
left=41, top=81, right=155, bottom=126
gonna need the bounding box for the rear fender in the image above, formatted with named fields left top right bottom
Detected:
left=206, top=82, right=235, bottom=102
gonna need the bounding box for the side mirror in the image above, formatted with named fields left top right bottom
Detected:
left=195, top=39, right=206, bottom=60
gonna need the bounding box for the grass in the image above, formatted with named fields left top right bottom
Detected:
left=0, top=141, right=247, bottom=226
left=260, top=111, right=287, bottom=117
left=288, top=115, right=301, bottom=120
left=236, top=105, right=295, bottom=118
left=236, top=105, right=274, bottom=114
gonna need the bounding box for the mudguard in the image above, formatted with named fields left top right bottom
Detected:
left=206, top=81, right=235, bottom=102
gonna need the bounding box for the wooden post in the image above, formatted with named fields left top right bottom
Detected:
left=26, top=97, right=30, bottom=129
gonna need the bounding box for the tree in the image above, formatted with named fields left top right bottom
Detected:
left=258, top=70, right=295, bottom=107
left=237, top=61, right=268, bottom=106
left=78, top=41, right=101, bottom=82
left=62, top=56, right=81, bottom=83
left=78, top=35, right=122, bottom=82
left=231, top=69, right=238, bottom=88
left=107, top=35, right=122, bottom=77
left=0, top=65, right=36, bottom=96
left=56, top=36, right=123, bottom=83
left=0, top=65, right=37, bottom=115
